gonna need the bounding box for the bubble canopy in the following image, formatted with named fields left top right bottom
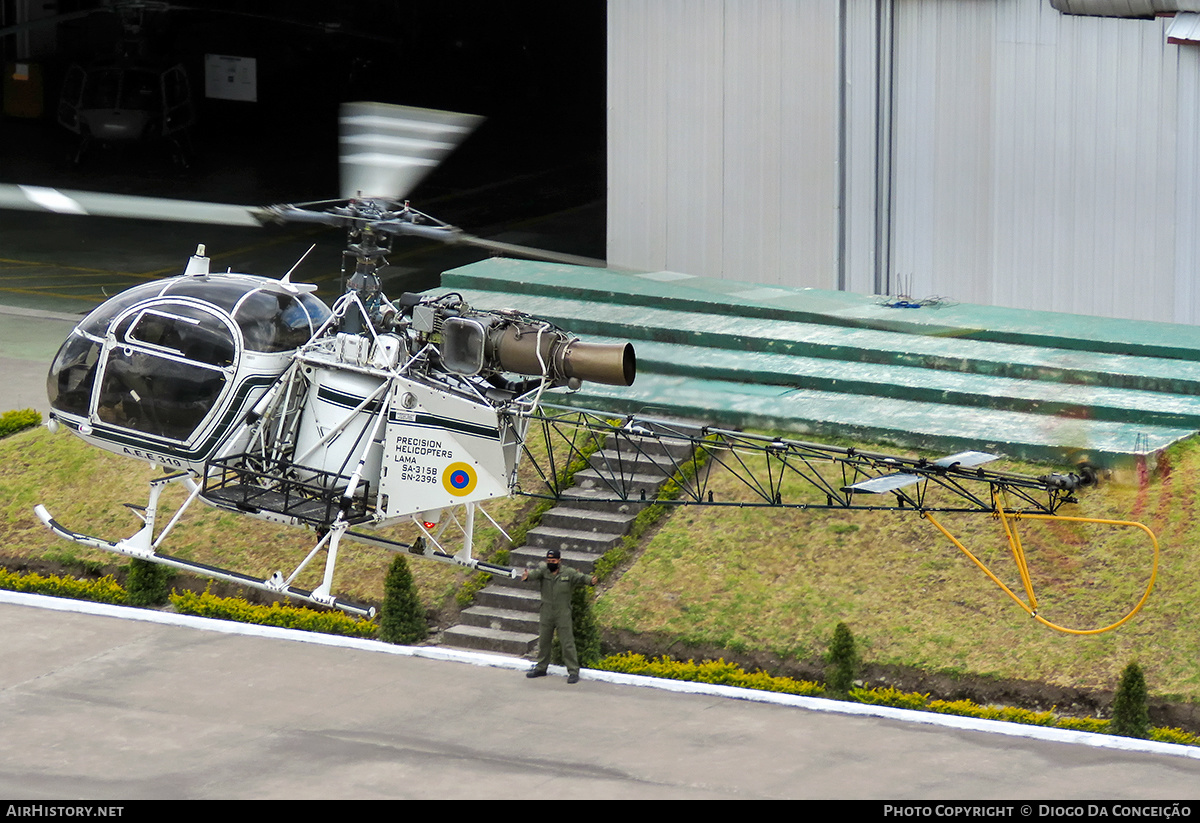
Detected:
left=48, top=274, right=332, bottom=444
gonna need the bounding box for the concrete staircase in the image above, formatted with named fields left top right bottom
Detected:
left=439, top=428, right=696, bottom=655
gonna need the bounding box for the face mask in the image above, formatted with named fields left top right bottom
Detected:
left=546, top=561, right=559, bottom=572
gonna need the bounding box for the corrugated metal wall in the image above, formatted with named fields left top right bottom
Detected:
left=606, top=0, right=841, bottom=286
left=891, top=0, right=1183, bottom=319
left=607, top=0, right=1200, bottom=324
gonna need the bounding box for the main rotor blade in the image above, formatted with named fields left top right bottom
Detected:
left=368, top=214, right=607, bottom=268
left=339, top=102, right=483, bottom=201
left=0, top=184, right=263, bottom=227
left=455, top=233, right=607, bottom=269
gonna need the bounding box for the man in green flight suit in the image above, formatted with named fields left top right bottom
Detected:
left=522, top=548, right=597, bottom=684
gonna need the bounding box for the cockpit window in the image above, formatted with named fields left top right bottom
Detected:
left=80, top=68, right=160, bottom=111
left=49, top=274, right=334, bottom=440
left=82, top=299, right=237, bottom=443
left=163, top=279, right=256, bottom=313
left=47, top=332, right=101, bottom=417
left=161, top=277, right=331, bottom=353
left=233, top=289, right=328, bottom=352
left=120, top=305, right=235, bottom=366
left=297, top=292, right=333, bottom=336
left=78, top=281, right=169, bottom=339
left=96, top=351, right=226, bottom=441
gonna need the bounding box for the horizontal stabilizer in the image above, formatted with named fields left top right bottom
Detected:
left=934, top=451, right=1000, bottom=469
left=844, top=474, right=921, bottom=494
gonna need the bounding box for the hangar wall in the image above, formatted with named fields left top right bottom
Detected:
left=607, top=0, right=1200, bottom=324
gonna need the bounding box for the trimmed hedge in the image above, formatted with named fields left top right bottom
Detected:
left=0, top=409, right=41, bottom=439
left=0, top=567, right=126, bottom=605
left=594, top=652, right=1200, bottom=747
left=5, top=566, right=1197, bottom=749
left=170, top=589, right=377, bottom=638
left=598, top=652, right=825, bottom=697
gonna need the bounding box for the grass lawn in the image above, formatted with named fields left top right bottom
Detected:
left=595, top=439, right=1200, bottom=700
left=3, top=422, right=1198, bottom=704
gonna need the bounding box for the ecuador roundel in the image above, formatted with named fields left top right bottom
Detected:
left=442, top=462, right=478, bottom=497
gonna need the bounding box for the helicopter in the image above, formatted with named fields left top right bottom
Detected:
left=1, top=101, right=634, bottom=618
left=0, top=101, right=1161, bottom=633
left=55, top=58, right=195, bottom=165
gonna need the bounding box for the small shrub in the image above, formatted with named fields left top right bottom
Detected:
left=572, top=584, right=601, bottom=666
left=825, top=622, right=860, bottom=697
left=1110, top=661, right=1150, bottom=739
left=596, top=653, right=825, bottom=696
left=125, top=558, right=173, bottom=607
left=594, top=652, right=1195, bottom=747
left=456, top=571, right=492, bottom=608
left=1056, top=716, right=1111, bottom=734
left=378, top=555, right=427, bottom=645
left=927, top=698, right=985, bottom=717
left=1149, top=726, right=1200, bottom=746
left=850, top=685, right=930, bottom=711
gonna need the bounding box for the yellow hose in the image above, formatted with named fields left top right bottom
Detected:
left=922, top=503, right=1159, bottom=636
left=993, top=489, right=1038, bottom=611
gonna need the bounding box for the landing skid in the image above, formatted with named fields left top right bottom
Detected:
left=35, top=473, right=518, bottom=619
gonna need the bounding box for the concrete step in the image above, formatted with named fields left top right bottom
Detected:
left=577, top=372, right=1197, bottom=468
left=445, top=259, right=1200, bottom=362
left=572, top=467, right=671, bottom=498
left=440, top=624, right=536, bottom=656
left=459, top=604, right=540, bottom=634
left=436, top=385, right=699, bottom=655
left=540, top=506, right=637, bottom=534
left=546, top=485, right=649, bottom=515
left=444, top=262, right=1200, bottom=465
left=627, top=339, right=1200, bottom=430
left=510, top=545, right=602, bottom=574
left=474, top=583, right=541, bottom=610
left=456, top=287, right=1200, bottom=396
left=524, top=524, right=624, bottom=554
left=601, top=433, right=699, bottom=461
left=587, top=447, right=687, bottom=482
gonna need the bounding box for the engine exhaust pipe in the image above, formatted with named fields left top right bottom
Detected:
left=490, top=324, right=636, bottom=387
left=559, top=340, right=637, bottom=387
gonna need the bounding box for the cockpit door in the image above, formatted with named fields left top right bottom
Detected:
left=92, top=303, right=237, bottom=445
